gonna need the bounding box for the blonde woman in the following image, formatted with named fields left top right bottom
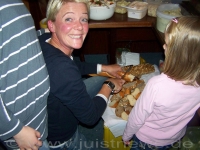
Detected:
left=38, top=0, right=125, bottom=149
left=123, top=16, right=200, bottom=150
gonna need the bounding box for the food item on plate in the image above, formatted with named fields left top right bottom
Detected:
left=108, top=63, right=154, bottom=120
left=115, top=105, right=124, bottom=117
left=91, top=63, right=154, bottom=82
left=119, top=96, right=129, bottom=107
left=124, top=105, right=132, bottom=115
left=123, top=63, right=155, bottom=77
left=131, top=88, right=141, bottom=99
left=123, top=80, right=137, bottom=90
left=136, top=80, right=146, bottom=92
left=127, top=94, right=137, bottom=106
left=117, top=71, right=135, bottom=82
left=97, top=71, right=115, bottom=78
left=93, top=71, right=135, bottom=82
left=110, top=78, right=146, bottom=120
left=110, top=92, right=124, bottom=102
left=109, top=98, right=120, bottom=108
left=124, top=87, right=131, bottom=96
left=121, top=111, right=129, bottom=121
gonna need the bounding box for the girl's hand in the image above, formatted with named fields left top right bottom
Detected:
left=123, top=141, right=130, bottom=146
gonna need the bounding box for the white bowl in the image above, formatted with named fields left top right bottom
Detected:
left=89, top=3, right=116, bottom=20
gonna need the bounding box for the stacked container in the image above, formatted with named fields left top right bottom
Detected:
left=156, top=4, right=182, bottom=33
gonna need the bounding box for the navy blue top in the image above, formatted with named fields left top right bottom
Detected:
left=39, top=33, right=107, bottom=145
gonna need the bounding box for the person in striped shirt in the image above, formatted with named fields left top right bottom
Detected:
left=0, top=0, right=50, bottom=149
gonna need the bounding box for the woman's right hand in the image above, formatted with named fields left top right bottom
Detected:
left=108, top=78, right=125, bottom=94
left=98, top=78, right=125, bottom=99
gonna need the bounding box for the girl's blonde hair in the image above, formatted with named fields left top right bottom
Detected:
left=46, top=0, right=89, bottom=22
left=164, top=16, right=200, bottom=86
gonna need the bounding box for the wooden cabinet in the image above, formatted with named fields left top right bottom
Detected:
left=110, top=27, right=162, bottom=63
left=76, top=27, right=163, bottom=63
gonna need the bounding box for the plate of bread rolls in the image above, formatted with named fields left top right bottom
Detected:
left=106, top=63, right=156, bottom=121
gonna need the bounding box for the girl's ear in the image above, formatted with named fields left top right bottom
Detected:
left=47, top=20, right=55, bottom=33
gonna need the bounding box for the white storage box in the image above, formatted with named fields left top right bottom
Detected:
left=156, top=4, right=182, bottom=33
left=126, top=1, right=148, bottom=19
left=127, top=7, right=148, bottom=19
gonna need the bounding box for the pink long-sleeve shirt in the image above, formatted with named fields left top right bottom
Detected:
left=122, top=73, right=200, bottom=146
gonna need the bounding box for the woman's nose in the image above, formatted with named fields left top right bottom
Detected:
left=74, top=21, right=83, bottom=30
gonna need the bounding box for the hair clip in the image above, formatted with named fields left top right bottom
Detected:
left=172, top=18, right=178, bottom=23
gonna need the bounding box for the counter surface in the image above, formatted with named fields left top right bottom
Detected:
left=89, top=13, right=157, bottom=28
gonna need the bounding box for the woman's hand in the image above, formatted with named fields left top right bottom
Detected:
left=99, top=78, right=125, bottom=99
left=108, top=78, right=125, bottom=94
left=101, top=64, right=123, bottom=78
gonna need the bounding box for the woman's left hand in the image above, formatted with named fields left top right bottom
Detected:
left=102, top=64, right=122, bottom=78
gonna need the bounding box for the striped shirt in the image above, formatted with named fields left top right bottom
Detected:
left=0, top=0, right=50, bottom=141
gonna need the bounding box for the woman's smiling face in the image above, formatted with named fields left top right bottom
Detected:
left=48, top=2, right=89, bottom=52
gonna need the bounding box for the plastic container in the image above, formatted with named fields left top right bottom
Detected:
left=126, top=1, right=148, bottom=19
left=115, top=0, right=130, bottom=14
left=147, top=1, right=162, bottom=17
left=127, top=7, right=148, bottom=19
left=156, top=4, right=182, bottom=33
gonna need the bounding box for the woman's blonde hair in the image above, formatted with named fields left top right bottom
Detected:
left=164, top=16, right=200, bottom=86
left=46, top=0, right=89, bottom=22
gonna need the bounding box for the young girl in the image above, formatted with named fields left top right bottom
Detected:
left=122, top=16, right=200, bottom=150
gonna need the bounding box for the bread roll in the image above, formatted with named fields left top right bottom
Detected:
left=97, top=72, right=115, bottom=78
left=135, top=92, right=141, bottom=100
left=110, top=92, right=123, bottom=102
left=119, top=97, right=129, bottom=107
left=124, top=88, right=131, bottom=96
left=136, top=80, right=145, bottom=92
left=122, top=63, right=155, bottom=77
left=131, top=88, right=140, bottom=99
left=123, top=81, right=137, bottom=90
left=119, top=90, right=125, bottom=98
left=121, top=111, right=129, bottom=121
left=109, top=99, right=120, bottom=108
left=127, top=94, right=137, bottom=106
left=115, top=105, right=124, bottom=117
left=124, top=105, right=133, bottom=115
left=117, top=71, right=135, bottom=82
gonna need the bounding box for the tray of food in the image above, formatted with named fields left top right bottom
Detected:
left=102, top=63, right=160, bottom=137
